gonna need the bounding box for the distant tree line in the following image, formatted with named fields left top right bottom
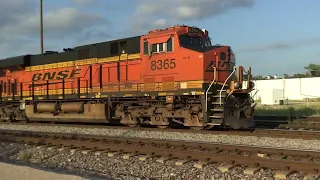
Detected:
left=250, top=63, right=320, bottom=80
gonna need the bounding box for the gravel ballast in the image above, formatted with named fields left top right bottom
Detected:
left=0, top=124, right=320, bottom=150
left=0, top=142, right=307, bottom=180
left=0, top=162, right=87, bottom=180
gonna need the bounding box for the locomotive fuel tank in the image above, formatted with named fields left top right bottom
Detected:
left=36, top=103, right=57, bottom=113
left=61, top=102, right=84, bottom=113
left=26, top=103, right=109, bottom=123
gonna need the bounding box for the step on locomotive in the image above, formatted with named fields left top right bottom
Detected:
left=0, top=25, right=256, bottom=130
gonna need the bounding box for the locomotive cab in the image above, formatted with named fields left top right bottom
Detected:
left=140, top=25, right=256, bottom=129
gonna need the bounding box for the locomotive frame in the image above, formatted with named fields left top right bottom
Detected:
left=0, top=25, right=256, bottom=130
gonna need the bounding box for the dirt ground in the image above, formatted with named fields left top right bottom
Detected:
left=0, top=162, right=88, bottom=180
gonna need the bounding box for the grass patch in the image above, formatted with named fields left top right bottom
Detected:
left=18, top=150, right=33, bottom=163
left=254, top=102, right=320, bottom=117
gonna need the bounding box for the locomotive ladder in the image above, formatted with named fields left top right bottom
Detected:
left=207, top=66, right=237, bottom=124
left=205, top=67, right=217, bottom=113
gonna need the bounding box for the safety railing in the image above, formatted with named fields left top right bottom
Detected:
left=219, top=66, right=237, bottom=105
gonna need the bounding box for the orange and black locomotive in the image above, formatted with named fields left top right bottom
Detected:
left=0, top=25, right=256, bottom=129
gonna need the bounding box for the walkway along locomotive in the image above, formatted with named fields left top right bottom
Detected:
left=0, top=25, right=256, bottom=130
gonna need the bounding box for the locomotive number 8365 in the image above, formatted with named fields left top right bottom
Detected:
left=0, top=25, right=256, bottom=130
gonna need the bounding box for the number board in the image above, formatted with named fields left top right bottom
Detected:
left=150, top=59, right=176, bottom=70
left=188, top=27, right=201, bottom=33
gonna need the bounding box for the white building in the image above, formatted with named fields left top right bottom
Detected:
left=243, top=77, right=320, bottom=105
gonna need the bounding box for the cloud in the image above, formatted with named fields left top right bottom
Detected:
left=0, top=1, right=111, bottom=58
left=237, top=37, right=320, bottom=53
left=0, top=0, right=36, bottom=26
left=1, top=7, right=108, bottom=38
left=72, top=0, right=99, bottom=5
left=153, top=19, right=169, bottom=29
left=127, top=0, right=255, bottom=34
left=134, top=0, right=255, bottom=20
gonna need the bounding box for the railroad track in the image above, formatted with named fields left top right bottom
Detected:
left=1, top=122, right=320, bottom=140
left=254, top=116, right=320, bottom=129
left=0, top=129, right=319, bottom=180
left=278, top=120, right=320, bottom=130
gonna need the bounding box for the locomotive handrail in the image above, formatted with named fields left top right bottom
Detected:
left=219, top=66, right=237, bottom=105
left=205, top=67, right=217, bottom=112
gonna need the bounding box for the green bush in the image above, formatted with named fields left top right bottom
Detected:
left=18, top=150, right=33, bottom=163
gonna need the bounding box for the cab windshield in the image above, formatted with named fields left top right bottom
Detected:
left=179, top=35, right=212, bottom=49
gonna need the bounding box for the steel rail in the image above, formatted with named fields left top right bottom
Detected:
left=0, top=129, right=319, bottom=176
left=0, top=122, right=320, bottom=140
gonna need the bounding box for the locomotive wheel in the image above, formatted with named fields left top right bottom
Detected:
left=205, top=125, right=214, bottom=130
left=184, top=114, right=205, bottom=130
left=150, top=114, right=169, bottom=127
left=128, top=124, right=139, bottom=128
left=157, top=125, right=168, bottom=129
left=190, top=126, right=204, bottom=130
left=121, top=114, right=139, bottom=127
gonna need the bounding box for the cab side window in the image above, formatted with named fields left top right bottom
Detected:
left=143, top=37, right=174, bottom=55
left=143, top=41, right=148, bottom=55
left=167, top=37, right=173, bottom=52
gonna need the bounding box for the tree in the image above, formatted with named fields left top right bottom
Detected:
left=292, top=73, right=309, bottom=78
left=304, top=63, right=320, bottom=77
left=251, top=75, right=264, bottom=80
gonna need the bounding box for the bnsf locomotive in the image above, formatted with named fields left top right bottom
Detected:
left=0, top=25, right=256, bottom=130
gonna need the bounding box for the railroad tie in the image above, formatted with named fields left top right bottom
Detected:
left=193, top=160, right=213, bottom=169
left=139, top=154, right=157, bottom=161
left=82, top=150, right=95, bottom=155
left=274, top=170, right=295, bottom=180
left=47, top=146, right=59, bottom=150
left=243, top=167, right=262, bottom=175
left=107, top=152, right=121, bottom=157
left=257, top=153, right=268, bottom=158
left=303, top=173, right=320, bottom=180
left=58, top=147, right=72, bottom=152
left=218, top=164, right=237, bottom=173
left=94, top=151, right=108, bottom=156
left=156, top=157, right=175, bottom=163
left=122, top=153, right=137, bottom=159
left=69, top=148, right=85, bottom=153
left=175, top=159, right=193, bottom=166
left=36, top=145, right=51, bottom=149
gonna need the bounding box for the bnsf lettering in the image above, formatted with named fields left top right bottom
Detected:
left=32, top=69, right=81, bottom=81
left=43, top=72, right=56, bottom=81
left=56, top=70, right=69, bottom=80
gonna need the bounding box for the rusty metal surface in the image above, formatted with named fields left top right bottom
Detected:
left=0, top=129, right=319, bottom=174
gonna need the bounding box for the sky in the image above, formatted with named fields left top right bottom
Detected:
left=0, top=0, right=320, bottom=76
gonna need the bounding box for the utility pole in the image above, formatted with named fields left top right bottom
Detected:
left=40, top=0, right=44, bottom=54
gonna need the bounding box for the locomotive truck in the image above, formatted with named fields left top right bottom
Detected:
left=0, top=25, right=256, bottom=130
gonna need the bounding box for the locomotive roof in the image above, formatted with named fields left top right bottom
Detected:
left=74, top=35, right=141, bottom=49
left=0, top=35, right=142, bottom=68
left=0, top=54, right=31, bottom=68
